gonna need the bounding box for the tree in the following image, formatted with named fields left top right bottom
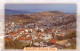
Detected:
left=64, top=31, right=76, bottom=39
left=5, top=39, right=14, bottom=49
left=5, top=39, right=24, bottom=49
left=14, top=39, right=24, bottom=49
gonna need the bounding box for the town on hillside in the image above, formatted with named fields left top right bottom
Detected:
left=5, top=11, right=76, bottom=49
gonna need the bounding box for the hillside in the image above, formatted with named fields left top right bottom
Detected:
left=27, top=11, right=76, bottom=29
left=5, top=11, right=76, bottom=49
left=5, top=11, right=76, bottom=31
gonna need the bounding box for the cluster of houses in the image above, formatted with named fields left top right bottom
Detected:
left=5, top=13, right=76, bottom=49
left=5, top=21, right=67, bottom=47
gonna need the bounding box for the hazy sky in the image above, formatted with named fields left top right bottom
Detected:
left=5, top=4, right=76, bottom=13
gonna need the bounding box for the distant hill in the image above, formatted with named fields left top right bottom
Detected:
left=49, top=11, right=65, bottom=15
left=29, top=11, right=68, bottom=18
left=5, top=9, right=36, bottom=15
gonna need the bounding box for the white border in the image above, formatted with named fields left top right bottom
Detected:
left=0, top=0, right=79, bottom=51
